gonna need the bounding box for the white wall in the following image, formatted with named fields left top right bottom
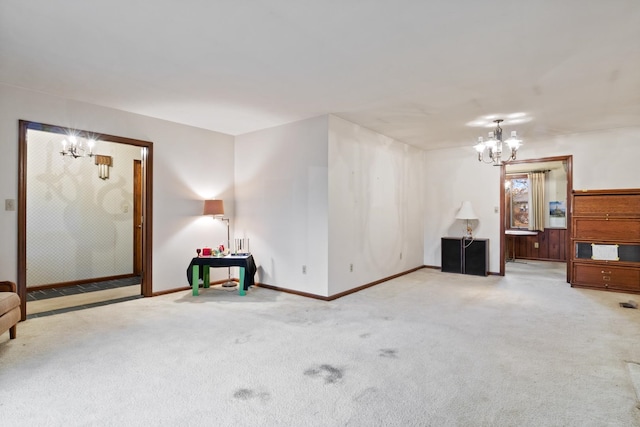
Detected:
left=423, top=148, right=502, bottom=271
left=520, top=128, right=640, bottom=191
left=0, top=84, right=234, bottom=292
left=328, top=116, right=424, bottom=295
left=234, top=114, right=425, bottom=298
left=3, top=84, right=636, bottom=295
left=234, top=116, right=329, bottom=296
left=423, top=127, right=640, bottom=272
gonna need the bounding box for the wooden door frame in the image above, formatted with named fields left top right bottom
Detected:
left=17, top=120, right=153, bottom=321
left=498, top=155, right=573, bottom=281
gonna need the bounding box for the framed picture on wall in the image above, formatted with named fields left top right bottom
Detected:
left=549, top=201, right=566, bottom=228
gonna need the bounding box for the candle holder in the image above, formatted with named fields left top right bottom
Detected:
left=234, top=238, right=250, bottom=255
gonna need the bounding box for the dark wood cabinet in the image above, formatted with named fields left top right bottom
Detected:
left=441, top=237, right=489, bottom=276
left=441, top=238, right=463, bottom=274
left=570, top=189, right=640, bottom=294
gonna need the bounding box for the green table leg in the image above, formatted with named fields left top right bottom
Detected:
left=192, top=265, right=199, bottom=296
left=203, top=265, right=210, bottom=288
left=239, top=267, right=246, bottom=296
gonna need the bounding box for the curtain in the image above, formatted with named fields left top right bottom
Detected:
left=528, top=172, right=546, bottom=232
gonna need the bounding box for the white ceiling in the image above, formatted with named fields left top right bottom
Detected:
left=1, top=1, right=639, bottom=151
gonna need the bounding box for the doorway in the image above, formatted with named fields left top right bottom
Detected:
left=133, top=159, right=143, bottom=276
left=17, top=121, right=154, bottom=320
left=499, top=155, right=573, bottom=282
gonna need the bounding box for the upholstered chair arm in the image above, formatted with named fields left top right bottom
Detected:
left=0, top=281, right=17, bottom=293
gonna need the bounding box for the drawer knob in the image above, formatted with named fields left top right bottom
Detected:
left=601, top=271, right=612, bottom=274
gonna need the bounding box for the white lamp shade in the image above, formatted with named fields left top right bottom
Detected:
left=455, top=201, right=478, bottom=220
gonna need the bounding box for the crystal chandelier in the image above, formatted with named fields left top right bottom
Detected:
left=473, top=119, right=522, bottom=165
left=60, top=135, right=95, bottom=158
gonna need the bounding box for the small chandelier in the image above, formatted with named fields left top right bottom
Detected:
left=60, top=136, right=95, bottom=158
left=473, top=119, right=522, bottom=165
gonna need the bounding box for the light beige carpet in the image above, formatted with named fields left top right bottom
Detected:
left=1, top=261, right=639, bottom=426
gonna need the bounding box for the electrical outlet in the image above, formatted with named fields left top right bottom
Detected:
left=494, top=206, right=499, bottom=213
left=534, top=242, right=539, bottom=248
left=5, top=199, right=16, bottom=211
left=302, top=265, right=307, bottom=274
left=349, top=263, right=353, bottom=272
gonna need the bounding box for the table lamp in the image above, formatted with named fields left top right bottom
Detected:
left=455, top=201, right=478, bottom=238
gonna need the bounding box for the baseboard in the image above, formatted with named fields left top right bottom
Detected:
left=152, top=286, right=190, bottom=296
left=426, top=264, right=500, bottom=276
left=258, top=266, right=427, bottom=301
left=154, top=267, right=428, bottom=300
left=256, top=283, right=329, bottom=300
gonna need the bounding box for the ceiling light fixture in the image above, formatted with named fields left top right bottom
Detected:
left=473, top=119, right=522, bottom=166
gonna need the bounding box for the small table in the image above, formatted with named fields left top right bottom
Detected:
left=505, top=230, right=538, bottom=262
left=186, top=254, right=257, bottom=296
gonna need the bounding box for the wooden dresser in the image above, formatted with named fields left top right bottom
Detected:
left=570, top=189, right=640, bottom=294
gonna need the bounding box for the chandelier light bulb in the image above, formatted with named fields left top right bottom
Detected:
left=474, top=137, right=485, bottom=153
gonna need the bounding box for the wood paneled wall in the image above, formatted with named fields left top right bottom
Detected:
left=507, top=228, right=568, bottom=261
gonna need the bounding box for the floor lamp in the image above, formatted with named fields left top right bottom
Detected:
left=203, top=199, right=236, bottom=288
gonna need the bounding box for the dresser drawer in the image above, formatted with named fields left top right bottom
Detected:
left=573, top=218, right=640, bottom=240
left=573, top=194, right=640, bottom=217
left=572, top=264, right=640, bottom=291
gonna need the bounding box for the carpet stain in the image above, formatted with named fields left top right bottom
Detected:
left=233, top=388, right=271, bottom=402
left=359, top=333, right=371, bottom=339
left=353, top=387, right=378, bottom=402
left=235, top=334, right=251, bottom=344
left=379, top=348, right=398, bottom=358
left=304, top=364, right=344, bottom=384
left=233, top=388, right=254, bottom=400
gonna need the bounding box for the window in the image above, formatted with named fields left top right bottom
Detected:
left=506, top=175, right=529, bottom=229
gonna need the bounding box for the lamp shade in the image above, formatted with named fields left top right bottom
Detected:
left=455, top=201, right=478, bottom=220
left=203, top=199, right=224, bottom=216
